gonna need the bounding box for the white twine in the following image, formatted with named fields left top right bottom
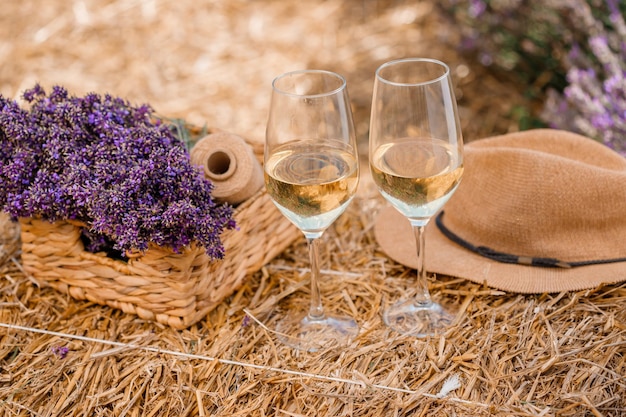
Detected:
left=0, top=322, right=488, bottom=408
left=267, top=264, right=364, bottom=278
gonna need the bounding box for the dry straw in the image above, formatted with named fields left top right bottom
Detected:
left=1, top=0, right=625, bottom=415
left=1, top=195, right=625, bottom=416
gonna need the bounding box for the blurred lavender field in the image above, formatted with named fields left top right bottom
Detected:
left=440, top=0, right=626, bottom=156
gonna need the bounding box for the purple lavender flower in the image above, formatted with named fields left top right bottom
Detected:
left=0, top=85, right=235, bottom=258
left=468, top=0, right=486, bottom=18
left=558, top=30, right=626, bottom=156
left=439, top=0, right=626, bottom=156
left=51, top=346, right=69, bottom=359
left=607, top=0, right=621, bottom=19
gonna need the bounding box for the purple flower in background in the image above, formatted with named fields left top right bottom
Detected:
left=560, top=32, right=626, bottom=156
left=0, top=85, right=235, bottom=258
left=468, top=0, right=486, bottom=18
left=439, top=0, right=626, bottom=156
left=607, top=0, right=621, bottom=19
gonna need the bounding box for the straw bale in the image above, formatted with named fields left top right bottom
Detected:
left=1, top=0, right=625, bottom=416
left=2, top=193, right=625, bottom=416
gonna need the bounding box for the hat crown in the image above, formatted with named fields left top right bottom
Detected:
left=444, top=129, right=626, bottom=263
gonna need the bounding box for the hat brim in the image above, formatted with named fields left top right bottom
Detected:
left=374, top=206, right=626, bottom=293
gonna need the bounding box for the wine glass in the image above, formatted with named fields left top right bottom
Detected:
left=369, top=58, right=464, bottom=337
left=265, top=69, right=360, bottom=351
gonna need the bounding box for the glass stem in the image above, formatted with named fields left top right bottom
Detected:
left=306, top=236, right=325, bottom=320
left=412, top=224, right=432, bottom=306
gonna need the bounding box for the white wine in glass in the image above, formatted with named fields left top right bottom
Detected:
left=369, top=58, right=464, bottom=337
left=265, top=69, right=360, bottom=351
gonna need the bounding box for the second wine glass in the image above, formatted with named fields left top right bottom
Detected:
left=369, top=58, right=464, bottom=337
left=265, top=69, right=360, bottom=351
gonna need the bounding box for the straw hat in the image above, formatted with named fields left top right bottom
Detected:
left=374, top=129, right=626, bottom=293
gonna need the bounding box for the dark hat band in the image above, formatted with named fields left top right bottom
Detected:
left=435, top=212, right=626, bottom=269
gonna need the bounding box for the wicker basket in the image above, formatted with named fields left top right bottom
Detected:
left=19, top=186, right=300, bottom=329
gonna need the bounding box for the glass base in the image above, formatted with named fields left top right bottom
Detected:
left=276, top=313, right=358, bottom=352
left=382, top=298, right=456, bottom=337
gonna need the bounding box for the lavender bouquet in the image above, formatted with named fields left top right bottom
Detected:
left=0, top=85, right=235, bottom=260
